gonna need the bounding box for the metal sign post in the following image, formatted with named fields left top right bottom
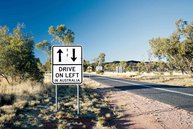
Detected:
left=55, top=85, right=58, bottom=112
left=77, top=84, right=80, bottom=115
left=87, top=66, right=92, bottom=79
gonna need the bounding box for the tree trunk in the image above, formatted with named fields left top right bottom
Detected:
left=0, top=74, right=10, bottom=84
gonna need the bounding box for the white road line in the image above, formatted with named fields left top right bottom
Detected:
left=94, top=76, right=193, bottom=97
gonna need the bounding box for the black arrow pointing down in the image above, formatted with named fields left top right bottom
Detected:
left=71, top=48, right=77, bottom=61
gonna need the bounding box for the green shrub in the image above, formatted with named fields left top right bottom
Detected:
left=96, top=70, right=104, bottom=75
left=0, top=94, right=15, bottom=106
left=169, top=71, right=173, bottom=76
left=0, top=25, right=44, bottom=84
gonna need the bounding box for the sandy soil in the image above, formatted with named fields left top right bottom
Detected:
left=92, top=79, right=193, bottom=129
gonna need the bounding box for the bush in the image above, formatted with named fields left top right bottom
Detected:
left=96, top=70, right=104, bottom=75
left=169, top=71, right=173, bottom=76
left=0, top=94, right=15, bottom=106
left=0, top=25, right=44, bottom=84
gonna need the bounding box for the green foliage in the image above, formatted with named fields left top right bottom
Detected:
left=98, top=53, right=105, bottom=66
left=44, top=60, right=51, bottom=72
left=93, top=53, right=106, bottom=66
left=48, top=24, right=74, bottom=45
left=149, top=19, right=193, bottom=74
left=169, top=71, right=173, bottom=76
left=119, top=61, right=127, bottom=72
left=92, top=58, right=99, bottom=69
left=36, top=40, right=51, bottom=54
left=0, top=25, right=44, bottom=84
left=86, top=66, right=93, bottom=73
left=134, top=61, right=169, bottom=73
left=104, top=63, right=120, bottom=72
left=104, top=64, right=110, bottom=71
left=126, top=64, right=138, bottom=72
left=91, top=53, right=106, bottom=72
left=136, top=62, right=146, bottom=73
left=96, top=70, right=104, bottom=74
left=36, top=25, right=75, bottom=72
left=126, top=65, right=132, bottom=71
left=83, top=60, right=90, bottom=72
left=35, top=40, right=51, bottom=72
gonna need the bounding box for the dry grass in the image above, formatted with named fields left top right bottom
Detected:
left=91, top=71, right=193, bottom=87
left=136, top=76, right=193, bottom=86
left=83, top=78, right=102, bottom=89
left=0, top=74, right=52, bottom=127
left=0, top=74, right=117, bottom=128
left=0, top=73, right=51, bottom=95
left=1, top=80, right=43, bottom=96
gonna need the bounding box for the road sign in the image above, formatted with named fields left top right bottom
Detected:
left=96, top=66, right=103, bottom=71
left=52, top=46, right=83, bottom=85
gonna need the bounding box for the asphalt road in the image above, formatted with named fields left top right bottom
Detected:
left=84, top=74, right=193, bottom=112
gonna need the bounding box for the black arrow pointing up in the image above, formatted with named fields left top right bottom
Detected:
left=57, top=49, right=63, bottom=62
left=71, top=48, right=77, bottom=62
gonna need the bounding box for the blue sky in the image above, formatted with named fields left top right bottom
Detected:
left=0, top=0, right=193, bottom=63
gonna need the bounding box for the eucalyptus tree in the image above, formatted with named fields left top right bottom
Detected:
left=48, top=24, right=75, bottom=45
left=36, top=40, right=51, bottom=72
left=149, top=19, right=193, bottom=74
left=36, top=25, right=75, bottom=71
left=98, top=53, right=106, bottom=66
left=0, top=25, right=44, bottom=84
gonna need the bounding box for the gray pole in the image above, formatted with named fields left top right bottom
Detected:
left=55, top=85, right=58, bottom=112
left=77, top=84, right=80, bottom=115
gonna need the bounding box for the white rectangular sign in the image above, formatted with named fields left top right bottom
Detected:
left=51, top=46, right=83, bottom=85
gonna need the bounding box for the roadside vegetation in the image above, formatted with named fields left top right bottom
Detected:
left=0, top=24, right=118, bottom=128
left=0, top=76, right=51, bottom=128
left=94, top=71, right=193, bottom=87
left=0, top=75, right=117, bottom=129
left=0, top=24, right=44, bottom=85
left=0, top=24, right=48, bottom=127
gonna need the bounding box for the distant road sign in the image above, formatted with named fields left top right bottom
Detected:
left=116, top=66, right=123, bottom=73
left=51, top=46, right=83, bottom=85
left=96, top=66, right=103, bottom=71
